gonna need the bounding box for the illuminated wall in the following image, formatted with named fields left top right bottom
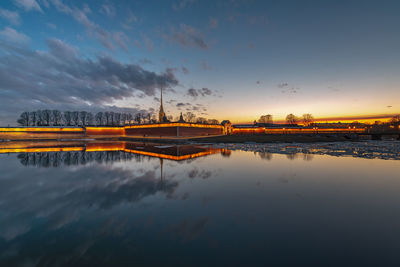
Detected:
left=125, top=123, right=224, bottom=137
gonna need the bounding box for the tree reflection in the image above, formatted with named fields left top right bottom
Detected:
left=17, top=151, right=142, bottom=167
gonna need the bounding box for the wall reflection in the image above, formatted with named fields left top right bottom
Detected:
left=0, top=141, right=226, bottom=167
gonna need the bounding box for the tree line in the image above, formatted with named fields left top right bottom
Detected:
left=256, top=113, right=314, bottom=126
left=17, top=110, right=147, bottom=126
left=17, top=110, right=220, bottom=126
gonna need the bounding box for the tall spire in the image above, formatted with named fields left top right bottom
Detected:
left=160, top=87, right=163, bottom=108
left=159, top=87, right=166, bottom=122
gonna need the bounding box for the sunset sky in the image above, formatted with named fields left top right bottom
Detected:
left=0, top=0, right=399, bottom=125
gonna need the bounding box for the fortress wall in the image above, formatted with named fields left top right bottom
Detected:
left=125, top=125, right=222, bottom=137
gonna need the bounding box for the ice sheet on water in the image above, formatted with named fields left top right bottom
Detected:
left=214, top=141, right=400, bottom=160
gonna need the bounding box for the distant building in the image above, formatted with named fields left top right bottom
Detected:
left=178, top=112, right=185, bottom=123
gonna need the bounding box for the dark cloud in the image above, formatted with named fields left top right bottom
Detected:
left=187, top=88, right=213, bottom=98
left=0, top=39, right=179, bottom=124
left=181, top=66, right=189, bottom=74
left=176, top=102, right=191, bottom=109
left=0, top=27, right=30, bottom=44
left=0, top=161, right=179, bottom=241
left=187, top=88, right=199, bottom=97
left=163, top=24, right=208, bottom=49
left=277, top=82, right=289, bottom=88
left=140, top=58, right=153, bottom=65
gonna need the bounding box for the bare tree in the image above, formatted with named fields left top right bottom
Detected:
left=72, top=111, right=80, bottom=126
left=63, top=111, right=73, bottom=126
left=196, top=117, right=208, bottom=124
left=258, top=114, right=273, bottom=124
left=127, top=113, right=133, bottom=125
left=302, top=114, right=314, bottom=126
left=286, top=114, right=298, bottom=125
left=113, top=113, right=121, bottom=126
left=30, top=111, right=37, bottom=126
left=86, top=112, right=94, bottom=126
left=390, top=115, right=400, bottom=126
left=17, top=112, right=30, bottom=126
left=52, top=110, right=62, bottom=126
left=184, top=112, right=196, bottom=123
left=207, top=119, right=219, bottom=125
left=42, top=110, right=52, bottom=126
left=79, top=111, right=88, bottom=126
left=95, top=112, right=103, bottom=126
left=135, top=113, right=142, bottom=124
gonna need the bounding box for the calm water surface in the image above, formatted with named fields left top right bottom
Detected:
left=1, top=143, right=400, bottom=266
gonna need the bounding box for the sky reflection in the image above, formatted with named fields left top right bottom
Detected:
left=1, top=145, right=400, bottom=266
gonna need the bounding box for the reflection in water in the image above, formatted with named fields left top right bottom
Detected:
left=0, top=142, right=225, bottom=167
left=17, top=151, right=137, bottom=167
left=1, top=141, right=400, bottom=266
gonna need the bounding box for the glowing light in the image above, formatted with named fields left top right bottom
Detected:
left=125, top=123, right=223, bottom=129
left=0, top=127, right=83, bottom=132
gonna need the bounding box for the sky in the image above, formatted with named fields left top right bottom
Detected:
left=0, top=0, right=399, bottom=125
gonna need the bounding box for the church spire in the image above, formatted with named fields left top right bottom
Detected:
left=159, top=87, right=166, bottom=122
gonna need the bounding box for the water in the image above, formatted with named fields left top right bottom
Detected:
left=0, top=141, right=400, bottom=266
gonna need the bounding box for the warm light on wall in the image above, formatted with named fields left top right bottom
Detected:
left=0, top=127, right=83, bottom=132
left=125, top=123, right=223, bottom=129
left=123, top=148, right=221, bottom=161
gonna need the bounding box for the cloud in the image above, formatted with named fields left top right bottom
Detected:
left=0, top=8, right=21, bottom=25
left=0, top=39, right=179, bottom=124
left=140, top=58, right=153, bottom=65
left=209, top=17, right=218, bottom=29
left=14, top=0, right=43, bottom=12
left=201, top=60, right=211, bottom=70
left=113, top=31, right=129, bottom=51
left=126, top=9, right=137, bottom=23
left=50, top=0, right=125, bottom=51
left=0, top=27, right=30, bottom=44
left=181, top=66, right=189, bottom=74
left=46, top=22, right=56, bottom=29
left=172, top=0, right=196, bottom=11
left=187, top=88, right=213, bottom=98
left=176, top=102, right=191, bottom=108
left=0, top=161, right=179, bottom=242
left=163, top=24, right=208, bottom=49
left=100, top=3, right=115, bottom=17
left=277, top=82, right=289, bottom=88
left=142, top=35, right=153, bottom=52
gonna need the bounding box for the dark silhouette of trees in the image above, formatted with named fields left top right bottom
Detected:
left=258, top=114, right=273, bottom=124
left=390, top=115, right=400, bottom=126
left=17, top=109, right=221, bottom=127
left=63, top=111, right=72, bottom=126
left=184, top=112, right=196, bottom=123
left=302, top=114, right=314, bottom=126
left=17, top=112, right=30, bottom=126
left=52, top=110, right=62, bottom=125
left=286, top=114, right=298, bottom=125
left=17, top=109, right=137, bottom=127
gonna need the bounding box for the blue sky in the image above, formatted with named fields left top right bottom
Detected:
left=0, top=0, right=399, bottom=124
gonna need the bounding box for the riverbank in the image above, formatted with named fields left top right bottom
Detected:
left=189, top=134, right=363, bottom=143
